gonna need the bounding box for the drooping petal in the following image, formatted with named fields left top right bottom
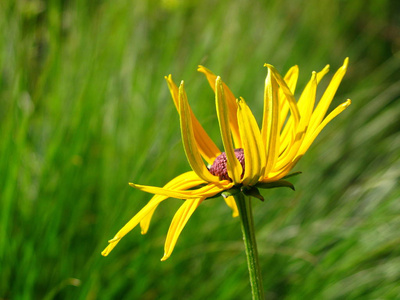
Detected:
left=308, top=58, right=349, bottom=134
left=140, top=171, right=204, bottom=234
left=161, top=198, right=203, bottom=261
left=101, top=195, right=167, bottom=256
left=237, top=97, right=266, bottom=186
left=262, top=66, right=281, bottom=176
left=197, top=66, right=242, bottom=148
left=102, top=172, right=204, bottom=256
left=129, top=180, right=234, bottom=200
left=223, top=195, right=239, bottom=217
left=178, top=81, right=220, bottom=182
left=165, top=75, right=220, bottom=164
left=215, top=76, right=242, bottom=184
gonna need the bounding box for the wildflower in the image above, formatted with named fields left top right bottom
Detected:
left=102, top=58, right=351, bottom=261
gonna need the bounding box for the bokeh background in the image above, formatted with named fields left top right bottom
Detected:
left=1, top=0, right=400, bottom=299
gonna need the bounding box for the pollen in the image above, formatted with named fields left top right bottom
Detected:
left=209, top=148, right=245, bottom=181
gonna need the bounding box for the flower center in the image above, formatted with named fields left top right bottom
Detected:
left=209, top=148, right=245, bottom=181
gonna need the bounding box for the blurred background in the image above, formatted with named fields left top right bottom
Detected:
left=1, top=0, right=400, bottom=299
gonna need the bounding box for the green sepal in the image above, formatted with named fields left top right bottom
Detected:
left=255, top=180, right=295, bottom=191
left=221, top=187, right=241, bottom=198
left=282, top=171, right=302, bottom=180
left=205, top=186, right=241, bottom=200
left=242, top=187, right=264, bottom=202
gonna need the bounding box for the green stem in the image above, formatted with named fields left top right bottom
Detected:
left=233, top=192, right=265, bottom=300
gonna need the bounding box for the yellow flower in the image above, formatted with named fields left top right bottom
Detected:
left=102, top=58, right=351, bottom=261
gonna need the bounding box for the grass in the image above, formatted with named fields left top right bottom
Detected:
left=1, top=0, right=400, bottom=299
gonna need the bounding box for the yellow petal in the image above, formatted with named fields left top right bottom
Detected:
left=308, top=58, right=349, bottom=134
left=275, top=72, right=318, bottom=170
left=278, top=64, right=329, bottom=155
left=262, top=66, right=281, bottom=176
left=101, top=195, right=167, bottom=256
left=140, top=171, right=203, bottom=234
left=299, top=99, right=351, bottom=156
left=161, top=198, right=203, bottom=261
left=215, top=76, right=242, bottom=184
left=279, top=65, right=299, bottom=131
left=316, top=64, right=330, bottom=84
left=271, top=100, right=350, bottom=180
left=265, top=64, right=300, bottom=129
left=223, top=196, right=239, bottom=217
left=178, top=81, right=220, bottom=182
left=237, top=97, right=266, bottom=186
left=197, top=66, right=242, bottom=148
left=165, top=75, right=220, bottom=164
left=129, top=180, right=233, bottom=200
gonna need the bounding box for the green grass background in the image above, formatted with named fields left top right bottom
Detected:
left=1, top=0, right=400, bottom=299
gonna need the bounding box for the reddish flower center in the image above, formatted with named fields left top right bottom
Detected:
left=209, top=148, right=245, bottom=181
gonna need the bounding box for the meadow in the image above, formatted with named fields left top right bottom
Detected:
left=1, top=0, right=400, bottom=299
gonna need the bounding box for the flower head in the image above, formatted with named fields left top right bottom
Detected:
left=102, top=58, right=351, bottom=261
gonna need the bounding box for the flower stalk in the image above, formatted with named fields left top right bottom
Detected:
left=234, top=192, right=265, bottom=300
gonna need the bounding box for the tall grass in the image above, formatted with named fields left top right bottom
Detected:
left=1, top=0, right=399, bottom=299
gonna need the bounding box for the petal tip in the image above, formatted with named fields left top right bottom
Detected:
left=264, top=63, right=274, bottom=69
left=161, top=254, right=169, bottom=261
left=343, top=57, right=349, bottom=69
left=101, top=246, right=111, bottom=257
left=343, top=99, right=351, bottom=107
